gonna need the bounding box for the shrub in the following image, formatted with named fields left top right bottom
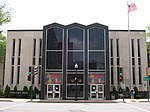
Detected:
left=28, top=86, right=32, bottom=98
left=133, top=86, right=140, bottom=99
left=13, top=86, right=18, bottom=98
left=14, top=86, right=17, bottom=91
left=112, top=86, right=118, bottom=99
left=125, top=86, right=130, bottom=98
left=0, top=89, right=4, bottom=97
left=118, top=87, right=123, bottom=94
left=33, top=87, right=39, bottom=98
left=22, top=86, right=28, bottom=98
left=4, top=85, right=10, bottom=97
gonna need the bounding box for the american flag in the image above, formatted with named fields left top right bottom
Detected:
left=128, top=3, right=137, bottom=12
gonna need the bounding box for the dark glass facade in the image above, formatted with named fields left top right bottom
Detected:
left=41, top=23, right=109, bottom=100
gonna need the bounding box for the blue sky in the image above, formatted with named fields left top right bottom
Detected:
left=1, top=0, right=150, bottom=33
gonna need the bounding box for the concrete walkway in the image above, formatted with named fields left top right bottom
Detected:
left=114, top=98, right=150, bottom=103
left=0, top=98, right=149, bottom=103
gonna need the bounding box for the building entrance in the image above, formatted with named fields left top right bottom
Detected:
left=90, top=84, right=104, bottom=100
left=47, top=84, right=60, bottom=99
left=66, top=73, right=84, bottom=99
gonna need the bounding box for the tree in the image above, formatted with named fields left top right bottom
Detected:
left=0, top=4, right=11, bottom=26
left=0, top=33, right=6, bottom=63
left=146, top=24, right=150, bottom=39
left=146, top=25, right=150, bottom=67
left=0, top=3, right=11, bottom=63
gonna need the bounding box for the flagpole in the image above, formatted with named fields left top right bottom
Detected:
left=127, top=1, right=132, bottom=88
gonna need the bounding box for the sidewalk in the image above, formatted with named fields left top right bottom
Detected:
left=114, top=98, right=150, bottom=103
left=0, top=98, right=149, bottom=103
left=0, top=98, right=37, bottom=102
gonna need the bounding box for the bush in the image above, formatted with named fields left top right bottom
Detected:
left=33, top=87, right=39, bottom=98
left=111, top=86, right=118, bottom=99
left=28, top=86, right=39, bottom=99
left=133, top=86, right=141, bottom=99
left=14, top=86, right=17, bottom=91
left=0, top=89, right=4, bottom=97
left=118, top=87, right=123, bottom=94
left=23, top=86, right=28, bottom=98
left=136, top=94, right=141, bottom=99
left=4, top=85, right=10, bottom=97
left=125, top=86, right=130, bottom=98
left=13, top=86, right=18, bottom=98
left=28, top=86, right=32, bottom=98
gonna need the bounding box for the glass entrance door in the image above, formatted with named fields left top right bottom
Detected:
left=47, top=84, right=60, bottom=99
left=90, top=84, right=104, bottom=100
left=66, top=73, right=84, bottom=99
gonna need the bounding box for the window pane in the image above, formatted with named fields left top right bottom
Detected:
left=68, top=28, right=83, bottom=50
left=138, top=58, right=141, bottom=66
left=46, top=51, right=62, bottom=69
left=132, top=67, right=135, bottom=84
left=110, top=39, right=113, bottom=57
left=89, top=28, right=104, bottom=50
left=46, top=73, right=62, bottom=84
left=12, top=57, right=14, bottom=65
left=131, top=39, right=134, bottom=57
left=17, top=66, right=20, bottom=84
left=47, top=28, right=63, bottom=50
left=132, top=58, right=135, bottom=66
left=137, top=39, right=140, bottom=57
left=67, top=85, right=83, bottom=97
left=11, top=66, right=14, bottom=84
left=67, top=74, right=83, bottom=84
left=89, top=74, right=105, bottom=84
left=12, top=39, right=15, bottom=56
left=139, top=67, right=142, bottom=84
left=18, top=58, right=20, bottom=65
left=117, top=58, right=120, bottom=66
left=68, top=52, right=83, bottom=69
left=89, top=51, right=105, bottom=70
left=18, top=39, right=21, bottom=56
left=111, top=58, right=113, bottom=65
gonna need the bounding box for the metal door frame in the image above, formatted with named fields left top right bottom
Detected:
left=90, top=84, right=104, bottom=100
left=47, top=84, right=60, bottom=99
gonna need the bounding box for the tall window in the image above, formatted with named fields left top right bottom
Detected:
left=17, top=39, right=21, bottom=84
left=110, top=39, right=114, bottom=85
left=89, top=28, right=105, bottom=70
left=116, top=39, right=120, bottom=84
left=46, top=28, right=63, bottom=70
left=137, top=39, right=141, bottom=57
left=131, top=39, right=135, bottom=85
left=12, top=39, right=15, bottom=56
left=33, top=39, right=36, bottom=65
left=67, top=27, right=84, bottom=98
left=131, top=39, right=135, bottom=66
left=116, top=39, right=119, bottom=57
left=116, top=39, right=120, bottom=66
left=11, top=39, right=15, bottom=84
left=89, top=28, right=104, bottom=50
left=137, top=39, right=141, bottom=85
left=131, top=39, right=134, bottom=57
left=38, top=39, right=42, bottom=84
left=67, top=27, right=84, bottom=70
left=32, top=39, right=36, bottom=84
left=111, top=67, right=114, bottom=85
left=110, top=39, right=113, bottom=57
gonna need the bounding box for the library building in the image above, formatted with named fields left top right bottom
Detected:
left=4, top=23, right=147, bottom=100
